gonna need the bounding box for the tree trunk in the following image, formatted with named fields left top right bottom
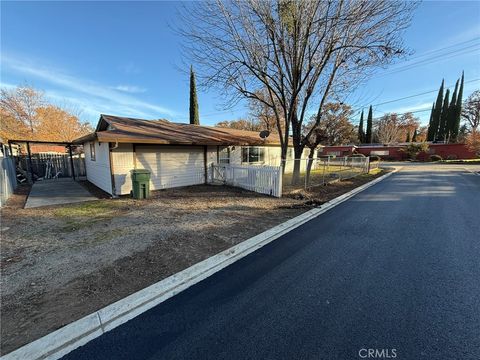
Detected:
left=291, top=144, right=304, bottom=185
left=305, top=147, right=315, bottom=187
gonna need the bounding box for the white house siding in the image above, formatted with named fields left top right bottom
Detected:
left=111, top=143, right=135, bottom=195
left=135, top=145, right=205, bottom=190
left=206, top=145, right=218, bottom=182
left=84, top=141, right=112, bottom=194
left=228, top=146, right=315, bottom=173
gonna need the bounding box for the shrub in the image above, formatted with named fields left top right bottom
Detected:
left=351, top=153, right=366, bottom=157
left=446, top=154, right=457, bottom=160
left=430, top=154, right=442, bottom=162
left=400, top=142, right=429, bottom=160
left=369, top=155, right=381, bottom=162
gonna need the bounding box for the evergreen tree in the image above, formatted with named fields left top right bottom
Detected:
left=427, top=103, right=435, bottom=141
left=431, top=80, right=444, bottom=141
left=446, top=79, right=459, bottom=142
left=438, top=89, right=450, bottom=142
left=189, top=65, right=200, bottom=125
left=406, top=131, right=411, bottom=142
left=412, top=128, right=418, bottom=142
left=366, top=105, right=373, bottom=143
left=452, top=71, right=464, bottom=142
left=358, top=110, right=365, bottom=143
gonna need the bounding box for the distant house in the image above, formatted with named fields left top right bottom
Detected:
left=74, top=114, right=317, bottom=196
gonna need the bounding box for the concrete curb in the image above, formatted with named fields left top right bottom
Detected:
left=1, top=168, right=399, bottom=360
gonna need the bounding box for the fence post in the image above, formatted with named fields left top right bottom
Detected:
left=277, top=167, right=282, bottom=197
left=25, top=142, right=33, bottom=184
left=68, top=145, right=76, bottom=180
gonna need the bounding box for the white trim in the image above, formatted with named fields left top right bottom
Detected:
left=1, top=168, right=399, bottom=360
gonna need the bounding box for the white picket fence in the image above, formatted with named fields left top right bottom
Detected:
left=212, top=164, right=282, bottom=197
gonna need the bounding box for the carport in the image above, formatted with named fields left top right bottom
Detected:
left=7, top=139, right=85, bottom=184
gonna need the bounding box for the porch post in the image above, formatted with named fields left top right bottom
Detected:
left=26, top=141, right=33, bottom=184
left=204, top=145, right=208, bottom=184
left=68, top=145, right=76, bottom=180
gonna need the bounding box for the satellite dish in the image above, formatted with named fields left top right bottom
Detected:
left=259, top=130, right=270, bottom=139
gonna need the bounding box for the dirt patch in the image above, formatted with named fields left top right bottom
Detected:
left=0, top=171, right=385, bottom=354
left=284, top=169, right=388, bottom=204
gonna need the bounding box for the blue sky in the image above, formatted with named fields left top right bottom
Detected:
left=1, top=1, right=479, bottom=127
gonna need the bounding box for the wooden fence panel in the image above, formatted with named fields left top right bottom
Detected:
left=15, top=154, right=86, bottom=179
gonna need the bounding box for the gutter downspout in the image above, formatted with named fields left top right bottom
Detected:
left=108, top=140, right=119, bottom=197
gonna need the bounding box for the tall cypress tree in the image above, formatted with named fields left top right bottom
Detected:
left=412, top=128, right=418, bottom=142
left=358, top=110, right=365, bottom=143
left=438, top=89, right=450, bottom=142
left=452, top=71, right=464, bottom=142
left=431, top=80, right=444, bottom=141
left=446, top=79, right=459, bottom=142
left=427, top=103, right=435, bottom=141
left=189, top=65, right=200, bottom=125
left=366, top=106, right=373, bottom=143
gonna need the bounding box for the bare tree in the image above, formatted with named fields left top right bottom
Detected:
left=215, top=118, right=262, bottom=131
left=462, top=90, right=480, bottom=132
left=0, top=85, right=44, bottom=134
left=248, top=88, right=284, bottom=133
left=178, top=0, right=415, bottom=183
left=374, top=113, right=407, bottom=145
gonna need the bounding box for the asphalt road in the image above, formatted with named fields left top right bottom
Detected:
left=64, top=164, right=480, bottom=360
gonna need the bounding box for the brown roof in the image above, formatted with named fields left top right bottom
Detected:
left=73, top=114, right=282, bottom=146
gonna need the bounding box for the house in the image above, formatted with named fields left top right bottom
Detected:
left=73, top=114, right=317, bottom=196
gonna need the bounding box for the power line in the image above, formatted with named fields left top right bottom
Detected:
left=379, top=45, right=480, bottom=77
left=399, top=37, right=479, bottom=62
left=352, top=78, right=480, bottom=113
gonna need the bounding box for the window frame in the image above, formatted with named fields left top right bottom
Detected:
left=90, top=142, right=96, bottom=161
left=242, top=146, right=265, bottom=164
left=218, top=146, right=230, bottom=164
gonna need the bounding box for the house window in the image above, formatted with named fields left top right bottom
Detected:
left=370, top=150, right=389, bottom=156
left=242, top=147, right=265, bottom=163
left=219, top=147, right=230, bottom=164
left=90, top=143, right=96, bottom=161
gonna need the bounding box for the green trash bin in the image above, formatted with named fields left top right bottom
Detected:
left=131, top=169, right=151, bottom=199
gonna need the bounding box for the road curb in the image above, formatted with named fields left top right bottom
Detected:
left=1, top=168, right=399, bottom=360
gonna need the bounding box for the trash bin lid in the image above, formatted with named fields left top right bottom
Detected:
left=131, top=169, right=151, bottom=174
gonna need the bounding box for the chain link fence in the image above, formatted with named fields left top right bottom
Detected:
left=281, top=155, right=376, bottom=193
